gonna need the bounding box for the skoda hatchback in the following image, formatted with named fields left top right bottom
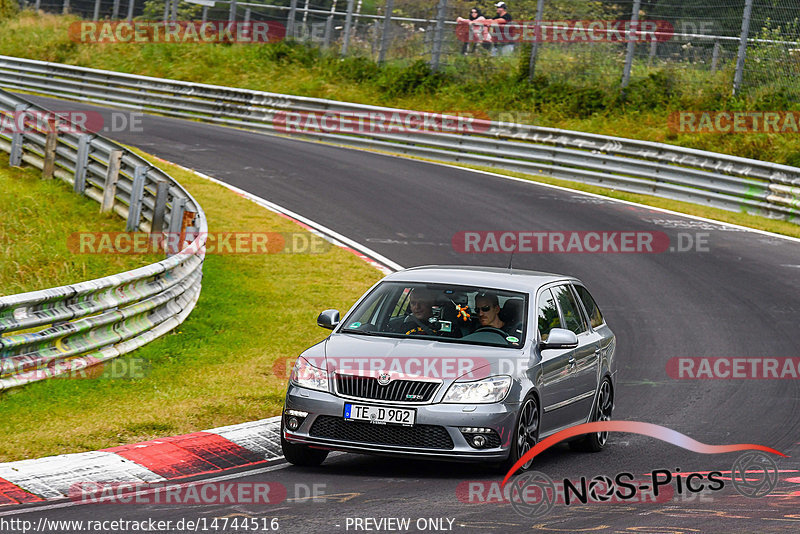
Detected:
left=281, top=266, right=616, bottom=471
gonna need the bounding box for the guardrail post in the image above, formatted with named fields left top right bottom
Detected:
left=150, top=180, right=169, bottom=238
left=733, top=0, right=754, bottom=95
left=93, top=0, right=100, bottom=21
left=9, top=105, right=26, bottom=167
left=341, top=0, right=354, bottom=56
left=527, top=0, right=545, bottom=81
left=127, top=0, right=134, bottom=21
left=73, top=134, right=91, bottom=195
left=378, top=0, right=393, bottom=64
left=324, top=0, right=337, bottom=48
left=42, top=118, right=59, bottom=180
left=126, top=166, right=147, bottom=232
left=429, top=0, right=447, bottom=71
left=167, top=196, right=186, bottom=255
left=180, top=210, right=197, bottom=251
left=620, top=0, right=642, bottom=88
left=101, top=149, right=123, bottom=213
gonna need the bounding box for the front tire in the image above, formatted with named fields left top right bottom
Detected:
left=281, top=417, right=328, bottom=467
left=499, top=394, right=540, bottom=474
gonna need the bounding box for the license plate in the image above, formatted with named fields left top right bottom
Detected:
left=344, top=404, right=415, bottom=426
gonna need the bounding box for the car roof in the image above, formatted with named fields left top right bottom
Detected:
left=382, top=265, right=576, bottom=293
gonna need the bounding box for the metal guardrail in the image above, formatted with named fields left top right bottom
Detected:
left=0, top=87, right=207, bottom=391
left=1, top=54, right=798, bottom=225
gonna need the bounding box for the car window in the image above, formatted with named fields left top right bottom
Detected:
left=341, top=282, right=527, bottom=348
left=552, top=284, right=587, bottom=335
left=574, top=284, right=604, bottom=328
left=536, top=289, right=561, bottom=341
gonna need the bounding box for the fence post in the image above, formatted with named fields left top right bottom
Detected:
left=126, top=0, right=134, bottom=21
left=74, top=134, right=91, bottom=195
left=9, top=104, right=26, bottom=167
left=112, top=0, right=120, bottom=19
left=620, top=0, right=642, bottom=88
left=62, top=0, right=69, bottom=14
left=378, top=0, right=394, bottom=64
left=170, top=0, right=177, bottom=21
left=527, top=0, right=545, bottom=82
left=287, top=0, right=297, bottom=39
left=93, top=0, right=100, bottom=21
left=100, top=149, right=123, bottom=213
left=733, top=0, right=754, bottom=95
left=167, top=196, right=186, bottom=255
left=34, top=0, right=39, bottom=11
left=430, top=0, right=447, bottom=71
left=244, top=7, right=250, bottom=23
left=42, top=118, right=59, bottom=180
left=202, top=6, right=207, bottom=22
left=163, top=0, right=169, bottom=22
left=352, top=0, right=362, bottom=36
left=303, top=0, right=309, bottom=24
left=341, top=0, right=355, bottom=56
left=126, top=166, right=147, bottom=232
left=648, top=40, right=657, bottom=66
left=711, top=39, right=720, bottom=72
left=324, top=0, right=337, bottom=49
left=228, top=0, right=237, bottom=22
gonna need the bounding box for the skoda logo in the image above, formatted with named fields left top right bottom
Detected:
left=377, top=372, right=392, bottom=386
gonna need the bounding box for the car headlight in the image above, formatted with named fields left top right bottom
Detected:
left=290, top=356, right=329, bottom=392
left=443, top=375, right=512, bottom=403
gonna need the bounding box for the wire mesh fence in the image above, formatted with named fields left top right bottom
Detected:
left=19, top=0, right=800, bottom=97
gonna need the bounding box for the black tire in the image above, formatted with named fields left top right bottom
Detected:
left=569, top=378, right=613, bottom=453
left=281, top=418, right=328, bottom=467
left=499, top=394, right=540, bottom=475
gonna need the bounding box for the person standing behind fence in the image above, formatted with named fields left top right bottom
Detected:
left=489, top=1, right=515, bottom=56
left=456, top=7, right=490, bottom=55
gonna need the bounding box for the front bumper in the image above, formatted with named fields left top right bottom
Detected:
left=283, top=385, right=518, bottom=462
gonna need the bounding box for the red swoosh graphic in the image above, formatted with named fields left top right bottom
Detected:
left=501, top=421, right=786, bottom=487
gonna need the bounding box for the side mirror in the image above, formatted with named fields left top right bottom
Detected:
left=317, top=309, right=340, bottom=330
left=540, top=328, right=578, bottom=350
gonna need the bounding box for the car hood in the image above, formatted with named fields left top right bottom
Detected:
left=313, top=333, right=525, bottom=383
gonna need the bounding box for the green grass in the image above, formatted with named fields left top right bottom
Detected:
left=0, top=151, right=382, bottom=462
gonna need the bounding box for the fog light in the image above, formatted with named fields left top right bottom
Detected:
left=472, top=435, right=487, bottom=448
left=286, top=416, right=300, bottom=430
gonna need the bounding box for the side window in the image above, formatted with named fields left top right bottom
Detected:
left=552, top=285, right=587, bottom=335
left=536, top=289, right=561, bottom=341
left=574, top=285, right=604, bottom=329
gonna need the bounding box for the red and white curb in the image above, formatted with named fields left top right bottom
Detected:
left=0, top=417, right=281, bottom=506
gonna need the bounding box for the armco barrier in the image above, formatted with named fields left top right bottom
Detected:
left=0, top=55, right=798, bottom=223
left=0, top=88, right=206, bottom=391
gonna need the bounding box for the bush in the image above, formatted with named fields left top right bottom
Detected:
left=0, top=0, right=18, bottom=21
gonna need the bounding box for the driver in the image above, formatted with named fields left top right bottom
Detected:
left=404, top=288, right=438, bottom=335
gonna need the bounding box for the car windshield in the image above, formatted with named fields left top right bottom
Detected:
left=340, top=282, right=527, bottom=348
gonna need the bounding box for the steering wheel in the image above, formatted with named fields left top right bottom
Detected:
left=473, top=326, right=509, bottom=339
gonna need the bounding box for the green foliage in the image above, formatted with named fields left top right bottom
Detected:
left=378, top=60, right=448, bottom=97
left=0, top=0, right=17, bottom=21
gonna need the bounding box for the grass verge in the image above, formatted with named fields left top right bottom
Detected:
left=0, top=152, right=382, bottom=463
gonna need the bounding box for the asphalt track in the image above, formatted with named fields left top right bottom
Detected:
left=9, top=95, right=800, bottom=533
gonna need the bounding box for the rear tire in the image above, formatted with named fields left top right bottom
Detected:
left=569, top=378, right=613, bottom=453
left=498, top=394, right=540, bottom=475
left=281, top=417, right=328, bottom=467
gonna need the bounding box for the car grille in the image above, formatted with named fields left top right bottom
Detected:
left=310, top=416, right=454, bottom=450
left=335, top=374, right=439, bottom=403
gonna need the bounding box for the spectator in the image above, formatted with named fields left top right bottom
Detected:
left=489, top=1, right=515, bottom=56
left=456, top=7, right=490, bottom=54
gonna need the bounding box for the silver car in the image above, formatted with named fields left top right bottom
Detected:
left=281, top=266, right=616, bottom=471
